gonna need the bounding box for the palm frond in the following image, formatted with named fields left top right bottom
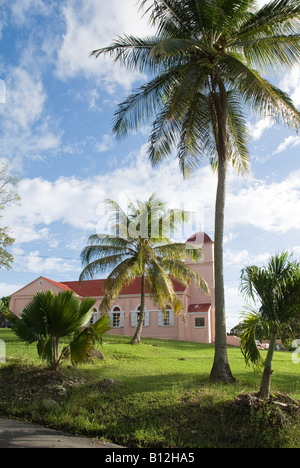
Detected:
left=226, top=90, right=250, bottom=174
left=239, top=306, right=267, bottom=370
left=91, top=35, right=163, bottom=74
left=221, top=52, right=300, bottom=129
left=44, top=291, right=95, bottom=338
left=139, top=0, right=196, bottom=36
left=235, top=0, right=300, bottom=40
left=100, top=257, right=139, bottom=312
left=234, top=34, right=300, bottom=71
left=158, top=257, right=210, bottom=296
left=112, top=68, right=182, bottom=138
left=147, top=260, right=184, bottom=315
left=69, top=314, right=111, bottom=366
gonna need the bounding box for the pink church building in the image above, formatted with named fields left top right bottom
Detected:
left=9, top=232, right=217, bottom=344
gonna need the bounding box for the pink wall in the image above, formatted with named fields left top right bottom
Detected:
left=9, top=233, right=225, bottom=345
left=10, top=277, right=69, bottom=318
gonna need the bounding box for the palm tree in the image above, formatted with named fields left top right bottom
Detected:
left=239, top=252, right=300, bottom=398
left=91, top=0, right=300, bottom=381
left=80, top=194, right=209, bottom=344
left=5, top=290, right=111, bottom=370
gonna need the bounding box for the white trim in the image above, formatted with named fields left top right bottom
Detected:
left=158, top=308, right=174, bottom=327
left=109, top=305, right=125, bottom=328
left=130, top=310, right=150, bottom=327
left=194, top=317, right=206, bottom=328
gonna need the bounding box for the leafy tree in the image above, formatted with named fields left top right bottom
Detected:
left=80, top=194, right=209, bottom=344
left=0, top=163, right=20, bottom=270
left=0, top=296, right=10, bottom=327
left=4, top=290, right=111, bottom=370
left=91, top=0, right=300, bottom=382
left=239, top=252, right=300, bottom=398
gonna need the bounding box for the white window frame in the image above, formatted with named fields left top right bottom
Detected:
left=158, top=307, right=174, bottom=327
left=131, top=306, right=150, bottom=327
left=194, top=317, right=205, bottom=328
left=109, top=306, right=124, bottom=328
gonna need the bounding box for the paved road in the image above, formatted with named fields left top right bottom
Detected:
left=0, top=417, right=122, bottom=448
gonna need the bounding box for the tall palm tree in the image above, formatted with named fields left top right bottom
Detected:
left=80, top=194, right=209, bottom=344
left=5, top=290, right=111, bottom=370
left=91, top=0, right=300, bottom=381
left=239, top=252, right=300, bottom=398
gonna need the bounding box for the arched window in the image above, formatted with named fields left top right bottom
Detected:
left=110, top=306, right=124, bottom=328
left=158, top=305, right=174, bottom=327
left=131, top=305, right=150, bottom=327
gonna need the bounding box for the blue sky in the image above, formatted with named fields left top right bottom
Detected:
left=0, top=0, right=300, bottom=331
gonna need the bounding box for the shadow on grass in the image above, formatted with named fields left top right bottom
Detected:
left=1, top=362, right=299, bottom=448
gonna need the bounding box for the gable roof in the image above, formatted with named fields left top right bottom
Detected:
left=42, top=277, right=73, bottom=292
left=9, top=276, right=72, bottom=297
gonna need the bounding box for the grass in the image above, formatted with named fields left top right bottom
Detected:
left=0, top=329, right=300, bottom=448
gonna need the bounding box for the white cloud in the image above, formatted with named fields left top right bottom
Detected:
left=18, top=251, right=81, bottom=275
left=56, top=0, right=153, bottom=89
left=9, top=0, right=53, bottom=25
left=279, top=65, right=300, bottom=108
left=94, top=134, right=114, bottom=153
left=224, top=249, right=271, bottom=268
left=248, top=117, right=274, bottom=141
left=292, top=246, right=300, bottom=259
left=226, top=170, right=300, bottom=233
left=0, top=282, right=23, bottom=297
left=2, top=145, right=215, bottom=244
left=273, top=135, right=300, bottom=155
left=0, top=66, right=61, bottom=167
left=225, top=285, right=246, bottom=330
left=2, top=139, right=300, bottom=249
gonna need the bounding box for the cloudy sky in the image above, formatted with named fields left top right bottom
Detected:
left=0, top=0, right=300, bottom=331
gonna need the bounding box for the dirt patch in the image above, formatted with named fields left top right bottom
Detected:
left=233, top=392, right=300, bottom=427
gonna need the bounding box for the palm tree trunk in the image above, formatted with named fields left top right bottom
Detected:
left=259, top=332, right=276, bottom=399
left=210, top=158, right=235, bottom=382
left=51, top=336, right=60, bottom=371
left=210, top=77, right=235, bottom=383
left=130, top=275, right=145, bottom=344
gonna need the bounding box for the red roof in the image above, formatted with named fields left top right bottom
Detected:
left=42, top=277, right=73, bottom=292
left=61, top=279, right=105, bottom=297
left=186, top=232, right=213, bottom=244
left=188, top=303, right=211, bottom=313
left=61, top=277, right=187, bottom=298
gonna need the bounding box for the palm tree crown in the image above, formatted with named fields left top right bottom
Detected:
left=91, top=0, right=300, bottom=378
left=80, top=194, right=209, bottom=343
left=5, top=290, right=111, bottom=370
left=93, top=0, right=300, bottom=176
left=239, top=251, right=300, bottom=398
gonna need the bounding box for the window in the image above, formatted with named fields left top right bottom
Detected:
left=137, top=311, right=145, bottom=326
left=110, top=306, right=124, bottom=328
left=112, top=313, right=121, bottom=328
left=195, top=317, right=205, bottom=328
left=158, top=306, right=174, bottom=327
left=164, top=310, right=172, bottom=326
left=131, top=306, right=150, bottom=327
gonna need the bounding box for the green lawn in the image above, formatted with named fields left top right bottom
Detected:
left=0, top=329, right=299, bottom=448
